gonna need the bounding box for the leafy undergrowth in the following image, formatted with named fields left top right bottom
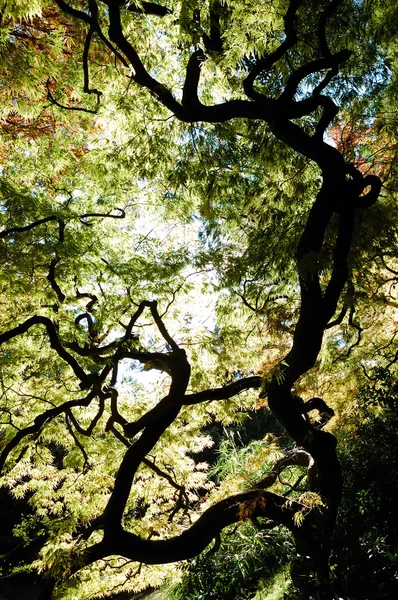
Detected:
left=171, top=523, right=294, bottom=600
left=169, top=419, right=295, bottom=600
left=330, top=368, right=398, bottom=600
left=253, top=569, right=291, bottom=600
left=167, top=369, right=398, bottom=600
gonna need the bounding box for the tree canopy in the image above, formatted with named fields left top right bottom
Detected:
left=1, top=1, right=398, bottom=598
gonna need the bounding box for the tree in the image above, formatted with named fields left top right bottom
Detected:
left=1, top=0, right=398, bottom=598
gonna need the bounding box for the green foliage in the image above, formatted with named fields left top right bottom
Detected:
left=171, top=523, right=294, bottom=600
left=209, top=432, right=283, bottom=491
left=331, top=369, right=398, bottom=599
left=169, top=416, right=297, bottom=600
left=253, top=568, right=291, bottom=600
left=1, top=0, right=398, bottom=598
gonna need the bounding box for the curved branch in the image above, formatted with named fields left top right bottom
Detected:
left=148, top=300, right=179, bottom=352
left=243, top=0, right=302, bottom=101
left=109, top=425, right=188, bottom=500
left=47, top=257, right=66, bottom=303
left=67, top=395, right=105, bottom=436
left=303, top=397, right=334, bottom=430
left=65, top=338, right=119, bottom=357
left=53, top=0, right=91, bottom=24
left=182, top=50, right=206, bottom=108
left=123, top=1, right=171, bottom=17
left=76, top=289, right=98, bottom=312
left=54, top=0, right=129, bottom=69
left=123, top=376, right=262, bottom=438
left=84, top=489, right=302, bottom=567
left=318, top=0, right=342, bottom=57
left=303, top=397, right=334, bottom=420
left=323, top=208, right=355, bottom=322
left=54, top=0, right=333, bottom=129
left=326, top=301, right=348, bottom=329
left=0, top=316, right=91, bottom=388
left=256, top=448, right=315, bottom=490
left=75, top=312, right=96, bottom=333
left=0, top=216, right=64, bottom=241
left=79, top=207, right=125, bottom=225
left=65, top=413, right=90, bottom=470
left=314, top=95, right=340, bottom=139
left=0, top=390, right=96, bottom=474
left=105, top=3, right=280, bottom=123
left=107, top=1, right=181, bottom=111
left=122, top=300, right=151, bottom=340
left=82, top=5, right=103, bottom=104
left=104, top=405, right=181, bottom=529
left=46, top=80, right=98, bottom=114
left=184, top=376, right=263, bottom=405
left=280, top=50, right=351, bottom=103
left=105, top=387, right=127, bottom=430
left=202, top=2, right=223, bottom=53
left=102, top=335, right=190, bottom=530
left=333, top=305, right=363, bottom=360
left=353, top=174, right=382, bottom=209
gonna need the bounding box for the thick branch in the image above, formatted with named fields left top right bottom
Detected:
left=325, top=300, right=348, bottom=329
left=85, top=490, right=302, bottom=566
left=76, top=289, right=98, bottom=312
left=107, top=1, right=177, bottom=107
left=105, top=1, right=286, bottom=123
left=182, top=50, right=206, bottom=108
left=104, top=406, right=182, bottom=530
left=105, top=387, right=127, bottom=430
left=323, top=208, right=355, bottom=321
left=122, top=301, right=151, bottom=340
left=303, top=397, right=334, bottom=420
left=103, top=340, right=190, bottom=530
left=202, top=2, right=223, bottom=53
left=184, top=376, right=263, bottom=404
left=54, top=0, right=129, bottom=68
